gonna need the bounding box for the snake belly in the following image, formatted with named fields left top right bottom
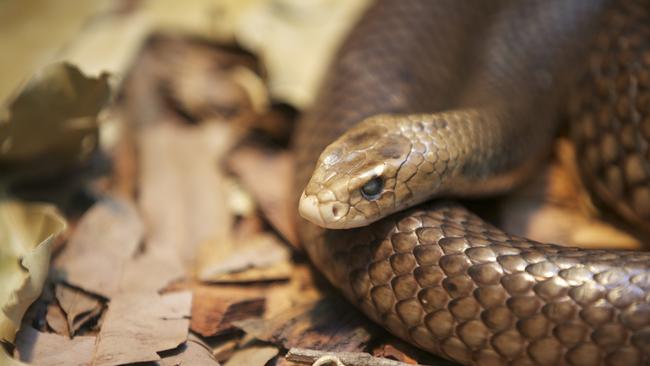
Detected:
left=293, top=1, right=650, bottom=365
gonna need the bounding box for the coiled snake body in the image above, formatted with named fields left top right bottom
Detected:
left=293, top=1, right=650, bottom=365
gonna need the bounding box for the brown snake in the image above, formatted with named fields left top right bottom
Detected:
left=293, top=1, right=650, bottom=365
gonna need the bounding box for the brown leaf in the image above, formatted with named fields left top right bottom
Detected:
left=191, top=286, right=265, bottom=337
left=138, top=121, right=235, bottom=270
left=199, top=233, right=291, bottom=281
left=159, top=334, right=220, bottom=366
left=226, top=145, right=299, bottom=247
left=15, top=327, right=95, bottom=366
left=93, top=291, right=192, bottom=366
left=45, top=304, right=69, bottom=338
left=234, top=297, right=374, bottom=352
left=53, top=198, right=144, bottom=298
left=54, top=284, right=103, bottom=336
left=224, top=345, right=278, bottom=366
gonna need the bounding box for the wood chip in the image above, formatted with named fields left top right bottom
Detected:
left=286, top=348, right=416, bottom=366
left=15, top=327, right=95, bottom=366
left=227, top=145, right=299, bottom=247
left=223, top=345, right=278, bottom=366
left=93, top=291, right=192, bottom=366
left=234, top=297, right=374, bottom=352
left=53, top=198, right=144, bottom=298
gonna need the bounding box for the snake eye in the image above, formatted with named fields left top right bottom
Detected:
left=360, top=177, right=384, bottom=200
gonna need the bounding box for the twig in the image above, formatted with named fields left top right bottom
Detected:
left=286, top=348, right=421, bottom=366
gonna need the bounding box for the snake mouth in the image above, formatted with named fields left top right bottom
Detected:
left=299, top=192, right=354, bottom=229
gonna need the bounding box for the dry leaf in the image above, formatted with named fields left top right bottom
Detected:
left=227, top=145, right=298, bottom=246
left=199, top=233, right=291, bottom=280
left=54, top=284, right=103, bottom=336
left=0, top=63, right=110, bottom=183
left=93, top=291, right=192, bottom=366
left=191, top=286, right=265, bottom=337
left=235, top=297, right=374, bottom=352
left=0, top=0, right=110, bottom=104
left=159, top=334, right=221, bottom=366
left=138, top=121, right=235, bottom=270
left=14, top=327, right=95, bottom=366
left=0, top=349, right=25, bottom=366
left=0, top=200, right=66, bottom=343
left=54, top=198, right=145, bottom=298
left=224, top=345, right=278, bottom=366
left=220, top=0, right=373, bottom=108
left=45, top=304, right=70, bottom=337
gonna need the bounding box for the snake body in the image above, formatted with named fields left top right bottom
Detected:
left=293, top=1, right=650, bottom=365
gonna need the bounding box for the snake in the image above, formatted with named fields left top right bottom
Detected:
left=292, top=1, right=650, bottom=365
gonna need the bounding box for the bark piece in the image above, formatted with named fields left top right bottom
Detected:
left=224, top=345, right=278, bottom=366
left=93, top=291, right=192, bottom=366
left=234, top=297, right=373, bottom=352
left=191, top=286, right=265, bottom=337
left=226, top=145, right=298, bottom=247
left=286, top=348, right=416, bottom=366
left=14, top=327, right=95, bottom=366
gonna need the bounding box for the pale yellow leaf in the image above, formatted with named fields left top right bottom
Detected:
left=0, top=200, right=66, bottom=343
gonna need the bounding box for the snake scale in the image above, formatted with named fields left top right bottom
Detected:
left=293, top=1, right=650, bottom=365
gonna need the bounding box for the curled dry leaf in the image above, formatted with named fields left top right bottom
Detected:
left=45, top=303, right=70, bottom=338
left=0, top=62, right=110, bottom=183
left=0, top=0, right=109, bottom=104
left=54, top=284, right=104, bottom=336
left=219, top=0, right=373, bottom=108
left=0, top=200, right=66, bottom=344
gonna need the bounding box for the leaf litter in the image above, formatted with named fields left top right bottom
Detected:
left=1, top=1, right=644, bottom=366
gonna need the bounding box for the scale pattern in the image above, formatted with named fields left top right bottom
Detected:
left=293, top=0, right=650, bottom=364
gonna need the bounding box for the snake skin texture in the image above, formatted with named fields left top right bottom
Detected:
left=571, top=0, right=650, bottom=232
left=293, top=0, right=650, bottom=365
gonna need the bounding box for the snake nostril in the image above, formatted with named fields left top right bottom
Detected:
left=332, top=205, right=339, bottom=217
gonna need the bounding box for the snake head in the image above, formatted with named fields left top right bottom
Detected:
left=299, top=114, right=429, bottom=229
